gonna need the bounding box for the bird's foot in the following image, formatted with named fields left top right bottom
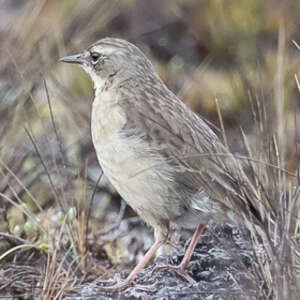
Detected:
left=151, top=263, right=196, bottom=285
left=99, top=278, right=155, bottom=292
left=100, top=239, right=163, bottom=292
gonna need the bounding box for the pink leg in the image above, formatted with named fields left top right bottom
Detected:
left=153, top=224, right=205, bottom=284
left=180, top=224, right=205, bottom=268
left=100, top=239, right=163, bottom=292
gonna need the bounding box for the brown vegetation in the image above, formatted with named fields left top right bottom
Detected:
left=1, top=1, right=300, bottom=299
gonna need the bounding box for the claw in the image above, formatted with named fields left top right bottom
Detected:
left=99, top=279, right=155, bottom=292
left=99, top=280, right=134, bottom=292
left=152, top=264, right=196, bottom=284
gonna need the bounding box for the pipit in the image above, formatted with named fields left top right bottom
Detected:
left=60, top=38, right=251, bottom=291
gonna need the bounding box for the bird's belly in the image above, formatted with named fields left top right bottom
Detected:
left=95, top=135, right=174, bottom=229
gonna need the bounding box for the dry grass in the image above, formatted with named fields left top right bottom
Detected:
left=1, top=1, right=300, bottom=299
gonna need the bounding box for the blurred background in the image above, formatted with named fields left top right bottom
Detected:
left=1, top=0, right=300, bottom=296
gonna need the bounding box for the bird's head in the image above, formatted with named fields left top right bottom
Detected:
left=60, top=38, right=156, bottom=91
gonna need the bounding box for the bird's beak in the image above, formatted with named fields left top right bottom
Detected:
left=59, top=54, right=83, bottom=64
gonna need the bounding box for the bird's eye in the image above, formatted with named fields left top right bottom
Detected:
left=90, top=52, right=101, bottom=63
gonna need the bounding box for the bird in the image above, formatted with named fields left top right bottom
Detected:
left=60, top=38, right=259, bottom=291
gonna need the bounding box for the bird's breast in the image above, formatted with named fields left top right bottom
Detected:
left=91, top=93, right=130, bottom=180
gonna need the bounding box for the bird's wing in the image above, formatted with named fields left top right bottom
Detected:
left=118, top=81, right=262, bottom=224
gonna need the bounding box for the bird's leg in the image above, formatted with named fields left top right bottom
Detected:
left=99, top=238, right=163, bottom=292
left=178, top=224, right=205, bottom=269
left=152, top=224, right=205, bottom=284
